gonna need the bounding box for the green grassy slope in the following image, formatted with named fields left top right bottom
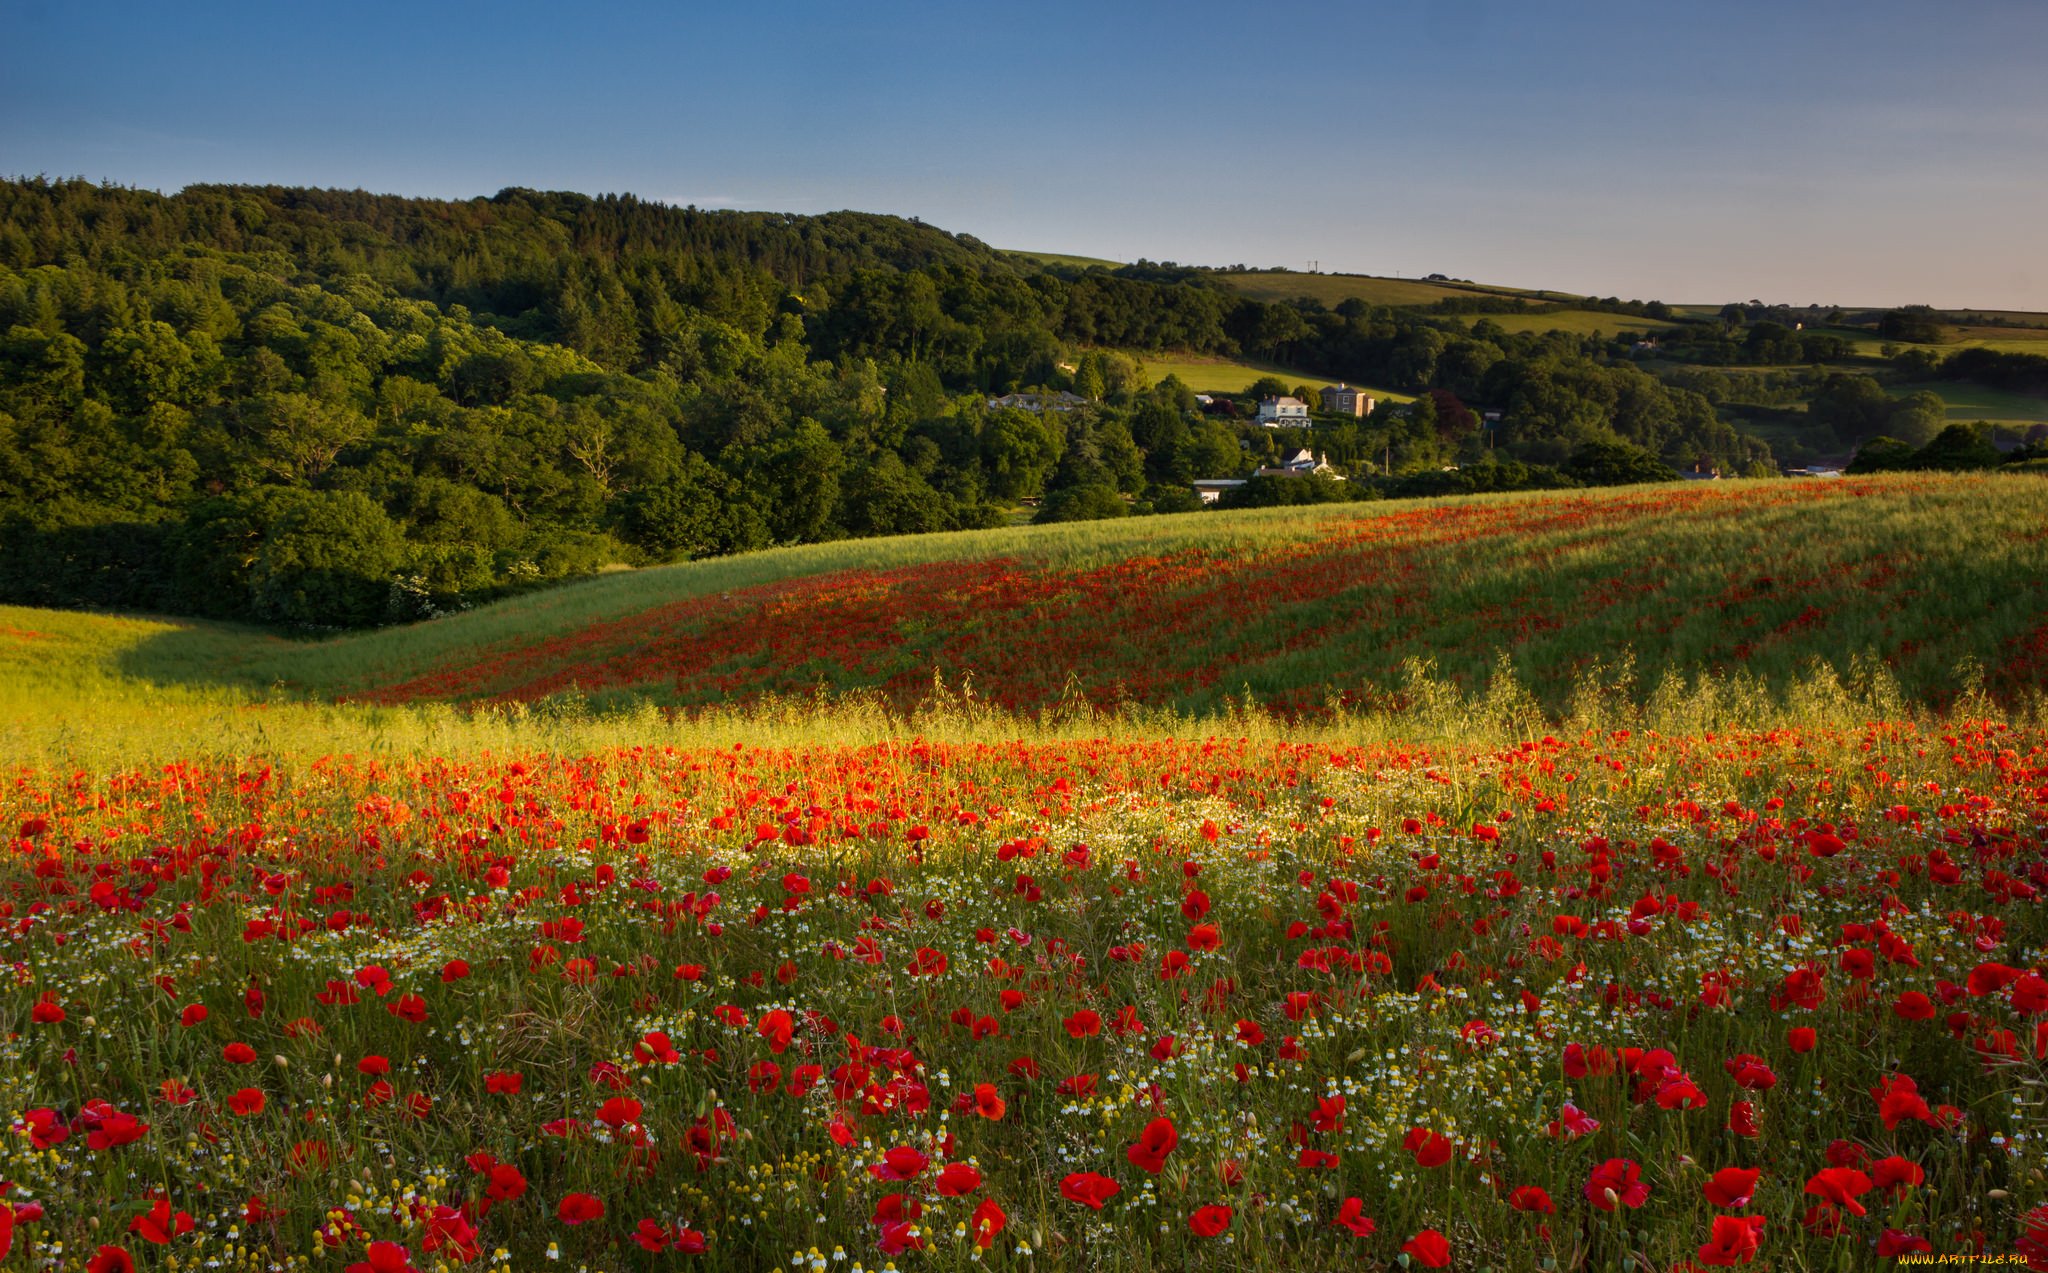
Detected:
left=9, top=475, right=2043, bottom=740
left=1216, top=271, right=1576, bottom=308
left=1455, top=310, right=1684, bottom=337
left=1003, top=248, right=1125, bottom=270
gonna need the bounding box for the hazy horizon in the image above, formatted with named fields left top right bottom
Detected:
left=5, top=0, right=2045, bottom=310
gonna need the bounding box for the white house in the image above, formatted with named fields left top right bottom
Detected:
left=1256, top=396, right=1311, bottom=427
left=1191, top=478, right=1248, bottom=505
left=1254, top=449, right=1341, bottom=479
left=986, top=390, right=1089, bottom=413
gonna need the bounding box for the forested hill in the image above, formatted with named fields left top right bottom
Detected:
left=0, top=183, right=1011, bottom=309
left=1, top=178, right=1777, bottom=628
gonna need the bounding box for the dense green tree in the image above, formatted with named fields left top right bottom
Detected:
left=1033, top=482, right=1128, bottom=523
left=1877, top=307, right=1947, bottom=344
left=1910, top=423, right=2002, bottom=471
left=1564, top=440, right=1679, bottom=486
left=246, top=488, right=408, bottom=627
left=1808, top=373, right=1895, bottom=442
left=981, top=410, right=1063, bottom=501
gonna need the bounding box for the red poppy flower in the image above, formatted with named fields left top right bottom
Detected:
left=1312, top=1094, right=1346, bottom=1132
left=87, top=1247, right=138, bottom=1273
left=1697, top=1214, right=1766, bottom=1267
left=1703, top=1167, right=1761, bottom=1208
left=1967, top=962, right=2023, bottom=997
left=1509, top=1186, right=1554, bottom=1213
left=936, top=1163, right=982, bottom=1196
left=1547, top=1102, right=1600, bottom=1138
left=485, top=1071, right=522, bottom=1095
left=1803, top=1167, right=1872, bottom=1216
left=1061, top=1172, right=1121, bottom=1209
left=1585, top=1158, right=1651, bottom=1210
left=222, top=1042, right=257, bottom=1064
left=875, top=1220, right=923, bottom=1255
left=1728, top=1100, right=1760, bottom=1137
left=868, top=1146, right=929, bottom=1181
left=1064, top=1009, right=1102, bottom=1038
left=1893, top=991, right=1936, bottom=1020
left=345, top=1241, right=419, bottom=1273
left=129, top=1198, right=194, bottom=1245
left=633, top=1219, right=673, bottom=1252
left=84, top=1109, right=149, bottom=1151
left=594, top=1096, right=642, bottom=1128
left=1722, top=1055, right=1777, bottom=1090
left=485, top=1163, right=528, bottom=1203
left=1403, top=1127, right=1454, bottom=1168
left=19, top=1108, right=68, bottom=1149
left=970, top=1198, right=1006, bottom=1249
left=1188, top=1205, right=1232, bottom=1237
left=1127, top=1117, right=1178, bottom=1173
left=758, top=1009, right=794, bottom=1054
left=556, top=1192, right=605, bottom=1225
left=972, top=1082, right=1006, bottom=1121
left=1874, top=1074, right=1933, bottom=1129
left=226, top=1087, right=266, bottom=1117
left=1871, top=1155, right=1924, bottom=1195
left=1334, top=1196, right=1376, bottom=1236
left=1402, top=1229, right=1451, bottom=1268
left=1787, top=1026, right=1817, bottom=1053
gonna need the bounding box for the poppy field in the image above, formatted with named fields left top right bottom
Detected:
left=0, top=474, right=2045, bottom=1272
left=2, top=717, right=2046, bottom=1273
left=295, top=473, right=2048, bottom=721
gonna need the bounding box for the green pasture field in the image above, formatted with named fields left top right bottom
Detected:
left=1457, top=309, right=1683, bottom=337
left=1213, top=271, right=1572, bottom=309
left=1124, top=350, right=1411, bottom=401
left=1901, top=380, right=2048, bottom=425
left=1003, top=248, right=1125, bottom=270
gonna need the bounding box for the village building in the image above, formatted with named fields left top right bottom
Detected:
left=985, top=390, right=1089, bottom=413
left=1318, top=384, right=1375, bottom=417
left=1254, top=449, right=1341, bottom=479
left=1256, top=395, right=1311, bottom=427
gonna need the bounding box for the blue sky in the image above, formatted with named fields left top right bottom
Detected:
left=5, top=0, right=2045, bottom=308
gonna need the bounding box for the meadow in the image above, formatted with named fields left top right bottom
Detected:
left=0, top=477, right=2045, bottom=1273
